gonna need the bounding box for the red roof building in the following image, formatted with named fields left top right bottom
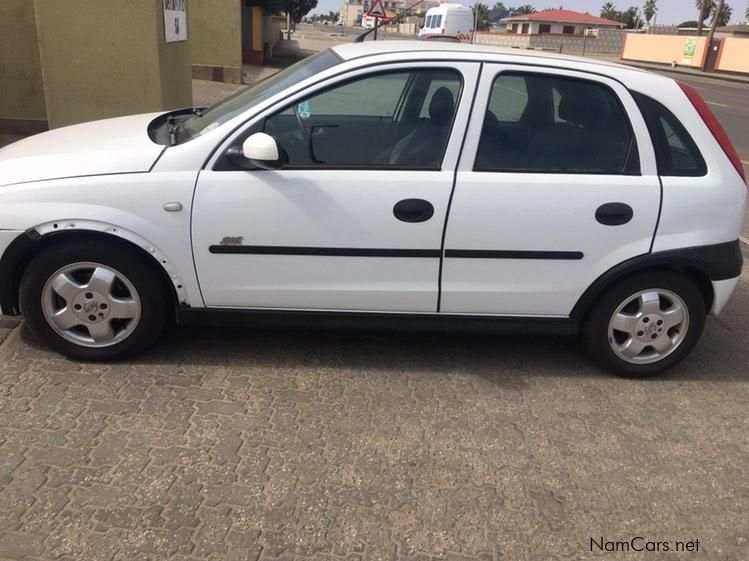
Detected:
left=501, top=9, right=624, bottom=35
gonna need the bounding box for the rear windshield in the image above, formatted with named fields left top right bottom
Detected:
left=631, top=91, right=707, bottom=177
left=177, top=49, right=341, bottom=143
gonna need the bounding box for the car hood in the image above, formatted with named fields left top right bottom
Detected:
left=0, top=112, right=165, bottom=187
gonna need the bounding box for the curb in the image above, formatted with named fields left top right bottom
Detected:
left=621, top=61, right=749, bottom=85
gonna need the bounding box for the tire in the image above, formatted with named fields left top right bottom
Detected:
left=583, top=271, right=706, bottom=377
left=19, top=239, right=169, bottom=361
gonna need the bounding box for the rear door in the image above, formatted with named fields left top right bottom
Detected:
left=441, top=64, right=661, bottom=316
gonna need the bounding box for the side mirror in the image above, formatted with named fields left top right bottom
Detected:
left=240, top=132, right=283, bottom=170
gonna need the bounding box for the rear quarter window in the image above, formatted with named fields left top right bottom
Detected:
left=631, top=91, right=707, bottom=177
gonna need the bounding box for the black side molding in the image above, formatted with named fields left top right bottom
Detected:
left=209, top=246, right=584, bottom=260
left=445, top=249, right=583, bottom=260
left=571, top=239, right=743, bottom=322
left=176, top=307, right=577, bottom=336
left=209, top=246, right=441, bottom=258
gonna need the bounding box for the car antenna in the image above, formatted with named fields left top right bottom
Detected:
left=353, top=0, right=427, bottom=42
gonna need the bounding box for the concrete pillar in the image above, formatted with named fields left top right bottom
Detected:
left=0, top=0, right=48, bottom=134
left=0, top=0, right=193, bottom=131
left=189, top=0, right=243, bottom=84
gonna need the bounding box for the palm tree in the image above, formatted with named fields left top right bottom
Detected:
left=745, top=2, right=749, bottom=22
left=601, top=2, right=619, bottom=20
left=515, top=4, right=537, bottom=14
left=696, top=0, right=715, bottom=34
left=643, top=0, right=658, bottom=26
left=474, top=2, right=491, bottom=30
left=711, top=1, right=732, bottom=25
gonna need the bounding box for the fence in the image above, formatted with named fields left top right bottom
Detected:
left=474, top=28, right=625, bottom=54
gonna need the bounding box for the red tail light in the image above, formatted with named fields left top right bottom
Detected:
left=678, top=81, right=746, bottom=182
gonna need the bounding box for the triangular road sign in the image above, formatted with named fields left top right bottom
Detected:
left=366, top=0, right=386, bottom=18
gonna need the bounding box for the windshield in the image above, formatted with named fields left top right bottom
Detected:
left=176, top=49, right=342, bottom=143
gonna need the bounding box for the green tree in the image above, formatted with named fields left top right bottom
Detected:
left=622, top=5, right=642, bottom=27
left=745, top=3, right=749, bottom=21
left=286, top=0, right=318, bottom=27
left=600, top=3, right=642, bottom=28
left=474, top=2, right=491, bottom=30
left=601, top=1, right=618, bottom=19
left=711, top=1, right=732, bottom=25
left=515, top=4, right=537, bottom=14
left=493, top=2, right=507, bottom=10
left=678, top=19, right=699, bottom=26
left=643, top=0, right=658, bottom=25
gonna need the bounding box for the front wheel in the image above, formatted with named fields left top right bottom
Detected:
left=584, top=271, right=706, bottom=377
left=19, top=240, right=168, bottom=360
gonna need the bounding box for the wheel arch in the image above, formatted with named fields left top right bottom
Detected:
left=569, top=243, right=741, bottom=327
left=0, top=224, right=189, bottom=316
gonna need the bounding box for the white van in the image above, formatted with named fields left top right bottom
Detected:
left=418, top=3, right=474, bottom=42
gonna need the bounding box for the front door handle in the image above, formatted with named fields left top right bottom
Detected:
left=596, top=202, right=633, bottom=226
left=393, top=199, right=434, bottom=223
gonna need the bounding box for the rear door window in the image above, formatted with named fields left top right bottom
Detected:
left=475, top=72, right=639, bottom=174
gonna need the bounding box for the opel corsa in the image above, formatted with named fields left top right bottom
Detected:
left=0, top=43, right=745, bottom=376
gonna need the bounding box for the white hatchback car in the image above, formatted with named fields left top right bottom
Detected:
left=0, top=42, right=745, bottom=375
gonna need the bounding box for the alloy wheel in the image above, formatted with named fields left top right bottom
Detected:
left=607, top=288, right=690, bottom=365
left=41, top=262, right=142, bottom=348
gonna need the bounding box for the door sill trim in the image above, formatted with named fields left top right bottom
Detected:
left=176, top=307, right=578, bottom=336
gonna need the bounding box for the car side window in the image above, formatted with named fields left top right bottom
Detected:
left=475, top=72, right=640, bottom=175
left=632, top=91, right=707, bottom=177
left=262, top=69, right=462, bottom=170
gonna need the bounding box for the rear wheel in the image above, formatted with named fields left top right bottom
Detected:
left=584, top=271, right=706, bottom=376
left=19, top=240, right=168, bottom=360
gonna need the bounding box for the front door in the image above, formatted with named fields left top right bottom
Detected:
left=192, top=62, right=479, bottom=312
left=441, top=64, right=661, bottom=316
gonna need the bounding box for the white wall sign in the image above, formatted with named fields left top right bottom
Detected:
left=163, top=0, right=187, bottom=42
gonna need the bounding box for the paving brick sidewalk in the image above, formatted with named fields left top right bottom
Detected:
left=1, top=267, right=748, bottom=560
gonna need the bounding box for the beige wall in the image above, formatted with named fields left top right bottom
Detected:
left=715, top=37, right=749, bottom=74
left=621, top=34, right=708, bottom=68
left=158, top=5, right=195, bottom=109
left=188, top=0, right=242, bottom=71
left=33, top=0, right=192, bottom=128
left=0, top=0, right=47, bottom=124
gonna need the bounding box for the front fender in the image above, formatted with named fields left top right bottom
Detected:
left=0, top=172, right=202, bottom=313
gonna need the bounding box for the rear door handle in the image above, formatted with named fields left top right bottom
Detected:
left=393, top=198, right=434, bottom=223
left=596, top=202, right=633, bottom=226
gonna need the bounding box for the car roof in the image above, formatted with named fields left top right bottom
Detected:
left=331, top=40, right=639, bottom=74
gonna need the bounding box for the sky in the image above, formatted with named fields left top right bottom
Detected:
left=312, top=0, right=748, bottom=25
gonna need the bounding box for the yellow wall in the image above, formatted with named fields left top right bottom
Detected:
left=33, top=0, right=192, bottom=128
left=621, top=34, right=708, bottom=68
left=188, top=0, right=242, bottom=70
left=715, top=37, right=749, bottom=74
left=252, top=6, right=263, bottom=52
left=0, top=0, right=47, bottom=123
